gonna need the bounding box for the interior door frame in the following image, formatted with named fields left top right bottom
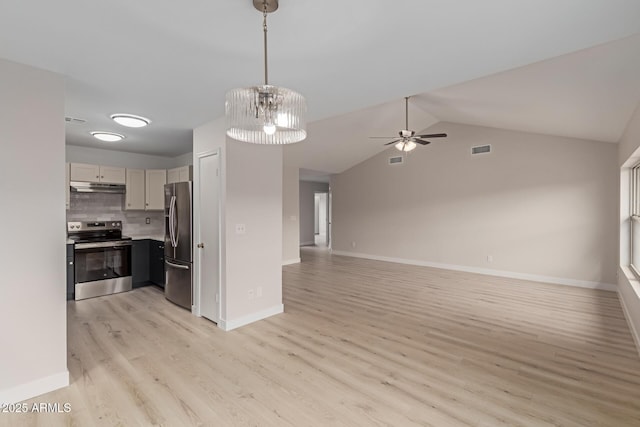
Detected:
left=192, top=149, right=221, bottom=322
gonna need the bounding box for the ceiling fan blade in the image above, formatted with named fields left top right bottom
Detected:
left=383, top=139, right=402, bottom=146
left=413, top=138, right=432, bottom=145
left=416, top=133, right=447, bottom=138
left=369, top=136, right=401, bottom=139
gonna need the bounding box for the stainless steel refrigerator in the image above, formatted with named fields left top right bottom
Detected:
left=164, top=181, right=192, bottom=309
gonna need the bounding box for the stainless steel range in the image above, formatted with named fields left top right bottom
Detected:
left=67, top=221, right=132, bottom=300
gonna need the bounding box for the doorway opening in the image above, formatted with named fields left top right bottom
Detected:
left=314, top=192, right=329, bottom=247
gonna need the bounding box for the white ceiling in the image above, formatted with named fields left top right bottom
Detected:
left=289, top=33, right=640, bottom=175
left=414, top=33, right=640, bottom=144
left=1, top=1, right=640, bottom=162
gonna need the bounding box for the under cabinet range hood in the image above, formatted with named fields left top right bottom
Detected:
left=70, top=181, right=126, bottom=194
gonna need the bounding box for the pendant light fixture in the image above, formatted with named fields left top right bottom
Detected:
left=225, top=0, right=307, bottom=144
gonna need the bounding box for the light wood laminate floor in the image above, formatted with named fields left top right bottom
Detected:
left=3, top=248, right=640, bottom=426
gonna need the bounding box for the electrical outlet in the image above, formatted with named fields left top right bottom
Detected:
left=487, top=255, right=493, bottom=263
left=256, top=287, right=262, bottom=298
left=145, top=217, right=150, bottom=224
left=351, top=241, right=356, bottom=248
left=248, top=289, right=254, bottom=299
left=235, top=224, right=246, bottom=235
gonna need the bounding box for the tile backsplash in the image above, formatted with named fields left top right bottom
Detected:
left=67, top=193, right=164, bottom=237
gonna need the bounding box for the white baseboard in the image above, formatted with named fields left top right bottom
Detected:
left=0, top=370, right=69, bottom=404
left=300, top=241, right=314, bottom=246
left=331, top=250, right=617, bottom=292
left=282, top=258, right=301, bottom=266
left=218, top=304, right=284, bottom=332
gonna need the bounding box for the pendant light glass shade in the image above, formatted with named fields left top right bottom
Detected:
left=226, top=84, right=307, bottom=144
left=225, top=0, right=306, bottom=145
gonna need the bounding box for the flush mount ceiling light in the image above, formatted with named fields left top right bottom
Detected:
left=110, top=113, right=151, bottom=128
left=225, top=0, right=307, bottom=145
left=90, top=131, right=125, bottom=142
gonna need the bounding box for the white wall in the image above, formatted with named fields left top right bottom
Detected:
left=171, top=151, right=194, bottom=167
left=0, top=59, right=68, bottom=403
left=194, top=118, right=283, bottom=330
left=66, top=145, right=193, bottom=169
left=225, top=141, right=283, bottom=322
left=617, top=101, right=640, bottom=353
left=282, top=157, right=300, bottom=264
left=331, top=122, right=618, bottom=288
left=299, top=181, right=329, bottom=245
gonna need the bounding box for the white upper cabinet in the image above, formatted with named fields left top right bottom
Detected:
left=125, top=169, right=145, bottom=210
left=145, top=169, right=167, bottom=210
left=99, top=166, right=126, bottom=184
left=70, top=163, right=125, bottom=184
left=167, top=165, right=192, bottom=183
left=69, top=163, right=100, bottom=182
left=167, top=168, right=179, bottom=184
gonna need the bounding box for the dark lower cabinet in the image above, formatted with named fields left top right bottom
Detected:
left=132, top=239, right=150, bottom=288
left=131, top=239, right=165, bottom=289
left=66, top=243, right=74, bottom=300
left=150, top=240, right=165, bottom=288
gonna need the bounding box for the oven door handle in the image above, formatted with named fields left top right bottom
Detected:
left=75, top=241, right=133, bottom=249
left=165, top=260, right=189, bottom=270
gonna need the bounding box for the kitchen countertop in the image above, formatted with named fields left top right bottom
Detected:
left=129, top=234, right=164, bottom=242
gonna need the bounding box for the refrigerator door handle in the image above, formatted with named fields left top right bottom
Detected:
left=169, top=195, right=177, bottom=248
left=165, top=260, right=190, bottom=270
left=173, top=194, right=179, bottom=247
left=168, top=195, right=174, bottom=245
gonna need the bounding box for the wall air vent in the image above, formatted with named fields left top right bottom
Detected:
left=471, top=144, right=491, bottom=155
left=388, top=156, right=404, bottom=165
left=65, top=116, right=87, bottom=124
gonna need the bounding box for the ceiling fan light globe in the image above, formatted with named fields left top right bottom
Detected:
left=396, top=141, right=416, bottom=152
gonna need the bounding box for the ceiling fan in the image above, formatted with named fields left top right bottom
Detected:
left=370, top=96, right=446, bottom=152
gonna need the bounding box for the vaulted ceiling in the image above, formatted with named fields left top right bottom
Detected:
left=2, top=1, right=640, bottom=171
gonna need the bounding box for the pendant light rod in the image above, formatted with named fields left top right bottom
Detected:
left=263, top=5, right=268, bottom=85
left=254, top=0, right=278, bottom=86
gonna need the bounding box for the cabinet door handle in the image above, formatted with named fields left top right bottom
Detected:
left=197, top=243, right=205, bottom=249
